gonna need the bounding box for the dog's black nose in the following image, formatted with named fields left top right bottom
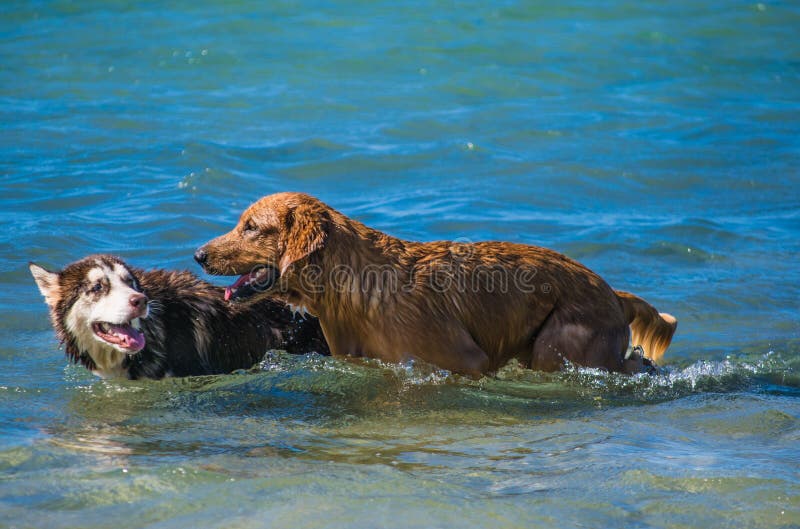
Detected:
left=194, top=248, right=208, bottom=265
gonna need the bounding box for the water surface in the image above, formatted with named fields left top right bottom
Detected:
left=1, top=1, right=799, bottom=528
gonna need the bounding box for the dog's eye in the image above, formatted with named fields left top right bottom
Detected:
left=243, top=220, right=257, bottom=234
left=89, top=282, right=103, bottom=294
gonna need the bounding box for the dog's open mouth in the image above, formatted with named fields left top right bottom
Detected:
left=92, top=320, right=145, bottom=352
left=224, top=265, right=279, bottom=301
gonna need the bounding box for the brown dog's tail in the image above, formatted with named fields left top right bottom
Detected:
left=616, top=290, right=677, bottom=364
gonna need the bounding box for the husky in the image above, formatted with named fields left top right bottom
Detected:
left=30, top=254, right=329, bottom=379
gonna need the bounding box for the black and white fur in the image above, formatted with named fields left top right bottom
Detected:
left=30, top=254, right=329, bottom=379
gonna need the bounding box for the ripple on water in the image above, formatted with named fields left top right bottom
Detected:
left=48, top=350, right=799, bottom=430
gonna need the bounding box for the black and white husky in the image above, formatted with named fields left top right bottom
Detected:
left=30, top=254, right=329, bottom=379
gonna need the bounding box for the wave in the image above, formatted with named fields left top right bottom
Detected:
left=56, top=350, right=797, bottom=431
left=182, top=350, right=800, bottom=406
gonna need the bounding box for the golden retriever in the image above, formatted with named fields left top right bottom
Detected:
left=195, top=192, right=676, bottom=377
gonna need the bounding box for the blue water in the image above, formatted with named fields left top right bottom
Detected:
left=1, top=1, right=799, bottom=527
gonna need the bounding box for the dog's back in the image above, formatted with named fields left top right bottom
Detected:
left=131, top=267, right=328, bottom=378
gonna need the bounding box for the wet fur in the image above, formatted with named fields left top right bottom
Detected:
left=197, top=193, right=677, bottom=377
left=31, top=255, right=329, bottom=379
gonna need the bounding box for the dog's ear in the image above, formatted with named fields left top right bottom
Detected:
left=30, top=263, right=61, bottom=308
left=279, top=204, right=329, bottom=274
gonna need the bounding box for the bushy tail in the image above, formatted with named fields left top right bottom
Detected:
left=616, top=290, right=677, bottom=364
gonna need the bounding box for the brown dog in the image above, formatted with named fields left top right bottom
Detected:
left=195, top=192, right=677, bottom=377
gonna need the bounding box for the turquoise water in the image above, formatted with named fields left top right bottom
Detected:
left=2, top=1, right=799, bottom=527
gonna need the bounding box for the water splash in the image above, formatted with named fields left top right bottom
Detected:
left=241, top=349, right=799, bottom=407
left=517, top=350, right=798, bottom=403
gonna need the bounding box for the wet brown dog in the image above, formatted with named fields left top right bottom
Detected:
left=195, top=192, right=676, bottom=377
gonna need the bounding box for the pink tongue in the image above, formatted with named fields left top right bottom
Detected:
left=107, top=324, right=145, bottom=350
left=225, top=272, right=253, bottom=301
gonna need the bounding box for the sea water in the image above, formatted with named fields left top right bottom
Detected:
left=1, top=1, right=798, bottom=527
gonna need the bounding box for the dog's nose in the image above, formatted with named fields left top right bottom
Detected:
left=194, top=248, right=208, bottom=265
left=129, top=292, right=147, bottom=310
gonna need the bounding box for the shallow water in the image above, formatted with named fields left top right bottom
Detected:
left=1, top=1, right=799, bottom=527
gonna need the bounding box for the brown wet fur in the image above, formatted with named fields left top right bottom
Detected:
left=197, top=192, right=677, bottom=377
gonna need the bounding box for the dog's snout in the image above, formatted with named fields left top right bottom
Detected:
left=129, top=292, right=147, bottom=310
left=194, top=247, right=208, bottom=266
